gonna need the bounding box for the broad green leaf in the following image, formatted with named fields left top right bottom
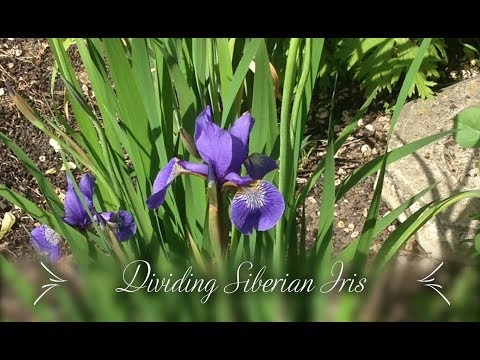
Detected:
left=475, top=233, right=480, bottom=253
left=221, top=39, right=262, bottom=127
left=454, top=107, right=480, bottom=148
left=251, top=40, right=278, bottom=156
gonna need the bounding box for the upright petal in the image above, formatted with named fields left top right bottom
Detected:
left=31, top=225, right=62, bottom=263
left=230, top=180, right=285, bottom=235
left=79, top=174, right=95, bottom=209
left=94, top=211, right=136, bottom=242
left=194, top=106, right=233, bottom=179
left=244, top=153, right=278, bottom=180
left=147, top=158, right=208, bottom=209
left=63, top=175, right=94, bottom=230
left=229, top=114, right=254, bottom=173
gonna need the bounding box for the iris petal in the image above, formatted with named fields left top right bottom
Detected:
left=244, top=153, right=278, bottom=180
left=147, top=158, right=208, bottom=209
left=178, top=161, right=208, bottom=177
left=194, top=106, right=233, bottom=179
left=147, top=158, right=180, bottom=209
left=94, top=210, right=136, bottom=242
left=228, top=114, right=254, bottom=174
left=63, top=174, right=95, bottom=230
left=223, top=172, right=254, bottom=187
left=230, top=180, right=285, bottom=235
left=79, top=174, right=95, bottom=209
left=31, top=225, right=62, bottom=263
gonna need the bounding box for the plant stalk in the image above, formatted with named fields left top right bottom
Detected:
left=275, top=38, right=300, bottom=273
left=208, top=181, right=227, bottom=261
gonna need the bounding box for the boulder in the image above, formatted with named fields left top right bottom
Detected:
left=382, top=76, right=480, bottom=259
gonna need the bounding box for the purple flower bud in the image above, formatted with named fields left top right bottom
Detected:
left=31, top=225, right=62, bottom=263
left=62, top=174, right=95, bottom=230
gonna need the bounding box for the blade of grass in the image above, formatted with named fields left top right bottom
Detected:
left=250, top=39, right=278, bottom=156
left=294, top=90, right=377, bottom=212
left=314, top=74, right=338, bottom=258
left=49, top=38, right=104, bottom=171
left=192, top=38, right=207, bottom=104
left=338, top=180, right=441, bottom=263
left=221, top=39, right=262, bottom=128
left=353, top=38, right=432, bottom=271
left=336, top=130, right=455, bottom=201
left=374, top=190, right=480, bottom=270
left=103, top=39, right=153, bottom=201
left=216, top=38, right=233, bottom=102
left=274, top=38, right=300, bottom=273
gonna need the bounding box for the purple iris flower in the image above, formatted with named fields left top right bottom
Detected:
left=62, top=174, right=95, bottom=230
left=147, top=106, right=285, bottom=235
left=31, top=225, right=62, bottom=263
left=62, top=173, right=136, bottom=241
left=93, top=211, right=137, bottom=242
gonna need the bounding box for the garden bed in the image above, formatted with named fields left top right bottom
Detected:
left=1, top=38, right=478, bottom=262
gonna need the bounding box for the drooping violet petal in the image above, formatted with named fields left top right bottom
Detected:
left=31, top=225, right=62, bottom=263
left=147, top=158, right=179, bottom=209
left=230, top=180, right=285, bottom=235
left=147, top=158, right=207, bottom=209
left=193, top=106, right=233, bottom=179
left=62, top=174, right=94, bottom=230
left=223, top=172, right=254, bottom=187
left=94, top=211, right=136, bottom=242
left=228, top=114, right=254, bottom=174
left=244, top=153, right=278, bottom=180
left=178, top=161, right=208, bottom=177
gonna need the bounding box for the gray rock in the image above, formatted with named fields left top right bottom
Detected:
left=382, top=75, right=480, bottom=259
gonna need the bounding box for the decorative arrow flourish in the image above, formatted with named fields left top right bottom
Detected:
left=33, top=262, right=67, bottom=306
left=417, top=261, right=450, bottom=306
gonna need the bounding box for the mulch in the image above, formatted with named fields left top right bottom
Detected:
left=1, top=38, right=71, bottom=259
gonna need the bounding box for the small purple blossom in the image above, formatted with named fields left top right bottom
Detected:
left=61, top=173, right=137, bottom=240
left=93, top=210, right=136, bottom=241
left=31, top=225, right=62, bottom=263
left=147, top=106, right=285, bottom=235
left=62, top=174, right=95, bottom=230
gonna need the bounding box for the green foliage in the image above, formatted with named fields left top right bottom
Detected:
left=318, top=38, right=447, bottom=100
left=2, top=37, right=477, bottom=321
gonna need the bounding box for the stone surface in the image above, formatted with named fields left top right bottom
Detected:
left=382, top=75, right=480, bottom=259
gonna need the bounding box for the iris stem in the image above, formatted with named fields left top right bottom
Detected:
left=275, top=38, right=300, bottom=273
left=207, top=181, right=227, bottom=261
left=105, top=227, right=128, bottom=266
